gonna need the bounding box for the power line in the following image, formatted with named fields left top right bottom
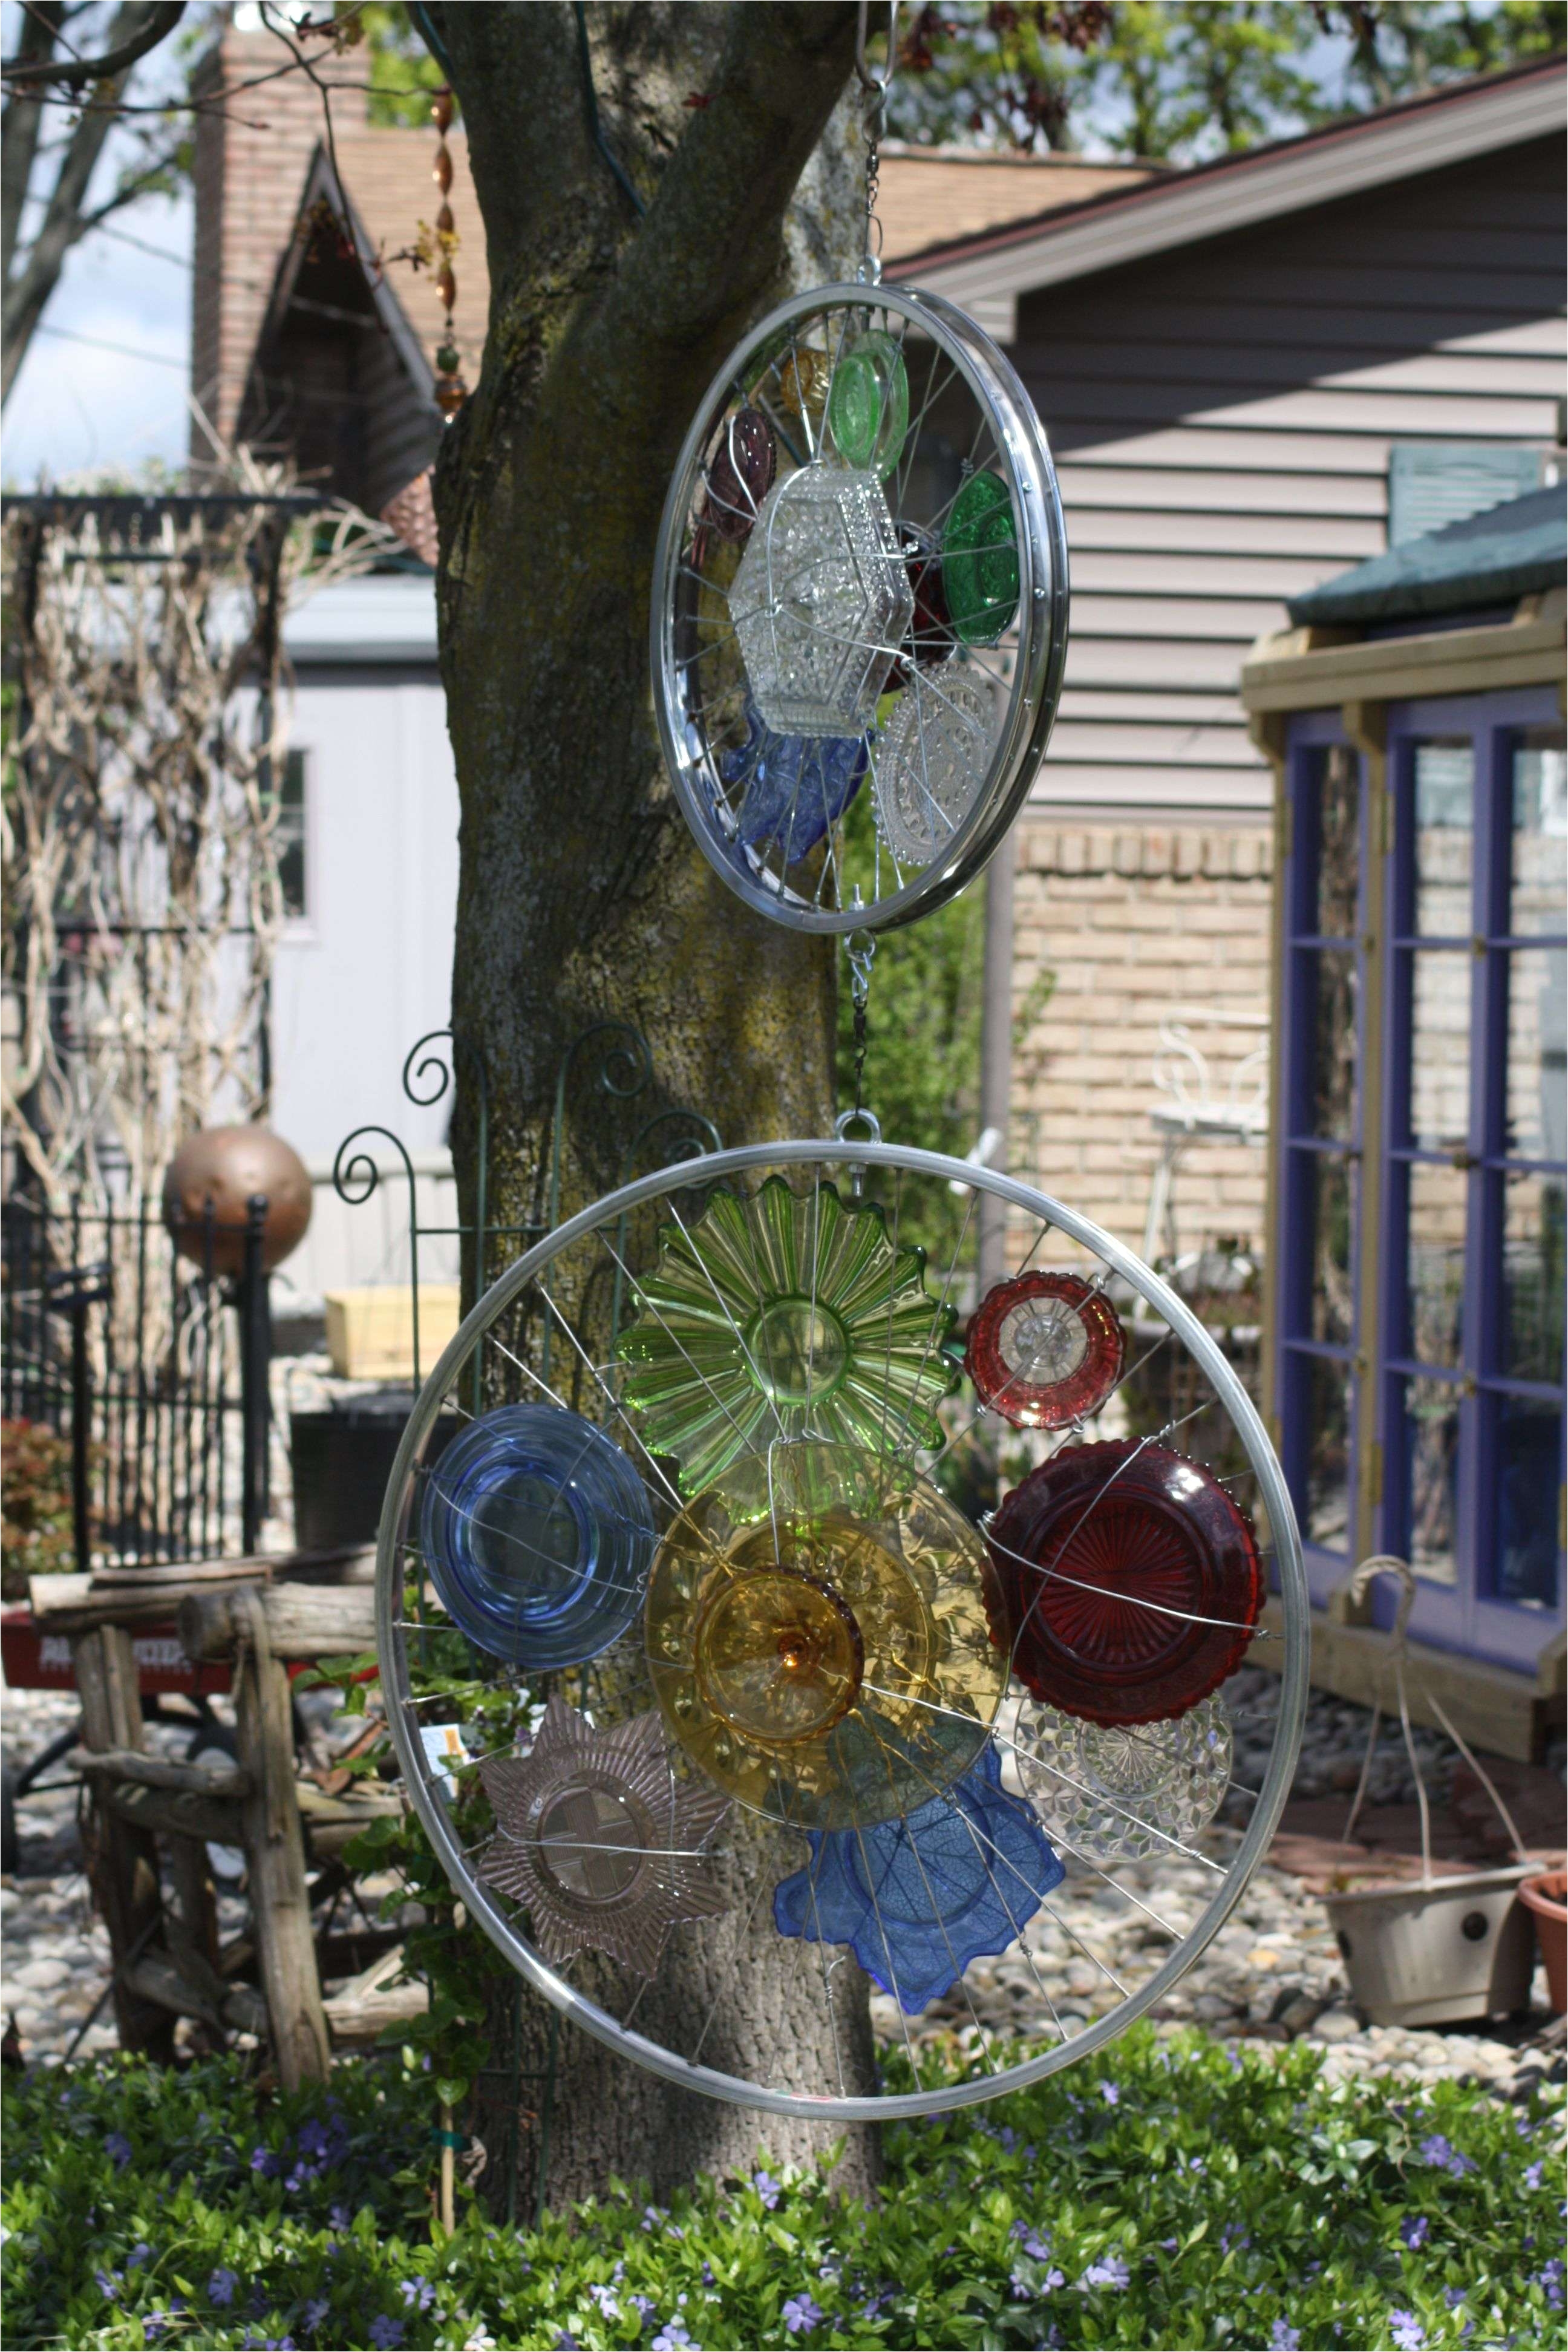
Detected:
left=31, top=322, right=188, bottom=371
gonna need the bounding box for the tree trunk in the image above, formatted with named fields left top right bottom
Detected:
left=431, top=2, right=884, bottom=2213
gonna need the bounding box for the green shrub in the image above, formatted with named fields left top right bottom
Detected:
left=0, top=1417, right=80, bottom=1596
left=2, top=2028, right=1561, bottom=2350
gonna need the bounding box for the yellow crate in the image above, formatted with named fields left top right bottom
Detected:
left=322, top=1285, right=462, bottom=1381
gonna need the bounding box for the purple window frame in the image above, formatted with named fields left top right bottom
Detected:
left=1278, top=689, right=1566, bottom=1671
left=1376, top=685, right=1565, bottom=1670
left=1276, top=709, right=1366, bottom=1608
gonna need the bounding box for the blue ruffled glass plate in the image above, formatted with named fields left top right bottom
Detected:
left=772, top=1742, right=1064, bottom=2012
left=419, top=1403, right=655, bottom=1670
left=720, top=699, right=868, bottom=863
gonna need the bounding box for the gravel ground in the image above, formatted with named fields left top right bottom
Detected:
left=4, top=1671, right=1563, bottom=2099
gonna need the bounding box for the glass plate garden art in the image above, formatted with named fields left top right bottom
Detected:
left=377, top=1142, right=1308, bottom=2123
left=652, top=284, right=1070, bottom=933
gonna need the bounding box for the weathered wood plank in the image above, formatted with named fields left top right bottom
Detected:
left=103, top=1782, right=247, bottom=1846
left=232, top=1590, right=332, bottom=2089
left=178, top=1583, right=377, bottom=1662
left=73, top=1629, right=173, bottom=2060
left=73, top=1748, right=251, bottom=1798
left=125, top=1952, right=270, bottom=2040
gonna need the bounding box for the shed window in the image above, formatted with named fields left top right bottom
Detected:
left=272, top=748, right=309, bottom=921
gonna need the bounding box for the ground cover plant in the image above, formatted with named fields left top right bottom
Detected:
left=2, top=2025, right=1561, bottom=2351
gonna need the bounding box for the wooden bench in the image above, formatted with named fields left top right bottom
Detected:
left=30, top=1560, right=425, bottom=2086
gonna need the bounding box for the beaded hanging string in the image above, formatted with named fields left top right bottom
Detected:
left=431, top=89, right=466, bottom=419
left=854, top=0, right=900, bottom=283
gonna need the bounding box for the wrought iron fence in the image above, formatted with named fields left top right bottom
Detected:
left=1, top=1191, right=270, bottom=1568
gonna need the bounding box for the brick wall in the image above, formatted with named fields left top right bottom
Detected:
left=1010, top=821, right=1276, bottom=1261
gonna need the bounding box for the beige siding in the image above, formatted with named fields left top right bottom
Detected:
left=1016, top=136, right=1565, bottom=822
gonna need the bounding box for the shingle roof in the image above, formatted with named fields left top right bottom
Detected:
left=1287, top=485, right=1567, bottom=627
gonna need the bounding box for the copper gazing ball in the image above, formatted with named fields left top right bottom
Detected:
left=161, top=1126, right=312, bottom=1276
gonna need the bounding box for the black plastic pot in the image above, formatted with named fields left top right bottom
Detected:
left=290, top=1392, right=462, bottom=1551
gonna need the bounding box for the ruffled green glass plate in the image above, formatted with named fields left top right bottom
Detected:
left=616, top=1175, right=955, bottom=1492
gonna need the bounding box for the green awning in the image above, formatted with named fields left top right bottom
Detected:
left=1287, top=483, right=1566, bottom=628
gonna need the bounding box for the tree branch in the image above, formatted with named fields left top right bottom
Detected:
left=607, top=1, right=860, bottom=351
left=1, top=1, right=183, bottom=403
left=1, top=1, right=63, bottom=287
left=1, top=0, right=183, bottom=88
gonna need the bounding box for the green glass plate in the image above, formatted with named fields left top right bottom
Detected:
left=617, top=1175, right=955, bottom=1491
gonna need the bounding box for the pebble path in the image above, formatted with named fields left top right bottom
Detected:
left=4, top=1670, right=1563, bottom=2100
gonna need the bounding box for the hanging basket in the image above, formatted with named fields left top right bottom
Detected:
left=1322, top=1863, right=1537, bottom=2029
left=1316, top=1557, right=1543, bottom=2030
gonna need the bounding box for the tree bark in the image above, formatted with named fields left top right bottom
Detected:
left=430, top=2, right=884, bottom=2212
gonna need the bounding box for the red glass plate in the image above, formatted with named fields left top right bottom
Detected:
left=984, top=1440, right=1263, bottom=1726
left=704, top=407, right=776, bottom=544
left=964, top=1272, right=1124, bottom=1429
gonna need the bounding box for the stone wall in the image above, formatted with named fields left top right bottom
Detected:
left=1010, top=821, right=1276, bottom=1260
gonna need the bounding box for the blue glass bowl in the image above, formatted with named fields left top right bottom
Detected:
left=772, top=1742, right=1063, bottom=2013
left=720, top=699, right=869, bottom=863
left=419, top=1404, right=655, bottom=1670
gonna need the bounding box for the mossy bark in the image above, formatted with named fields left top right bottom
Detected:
left=428, top=2, right=883, bottom=2212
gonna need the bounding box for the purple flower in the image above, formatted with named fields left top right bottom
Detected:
left=209, top=2270, right=238, bottom=2308
left=142, top=2313, right=172, bottom=2343
left=1537, top=2258, right=1565, bottom=2310
left=95, top=2270, right=120, bottom=2302
left=589, top=2283, right=621, bottom=2321
left=1077, top=2256, right=1131, bottom=2291
left=329, top=2204, right=352, bottom=2230
left=126, top=2244, right=151, bottom=2270
left=650, top=2327, right=693, bottom=2352
left=1020, top=2230, right=1052, bottom=2261
left=701, top=2263, right=716, bottom=2288
left=1388, top=2312, right=1425, bottom=2352
left=296, top=2120, right=330, bottom=2159
left=399, top=2279, right=436, bottom=2313
left=782, top=2295, right=823, bottom=2336
left=368, top=2321, right=405, bottom=2350
left=1416, top=2134, right=1474, bottom=2179
left=753, top=2170, right=781, bottom=2209
left=1220, top=2223, right=1250, bottom=2253
left=1525, top=2161, right=1544, bottom=2189
left=1271, top=2326, right=1301, bottom=2351
left=552, top=2336, right=580, bottom=2352
left=1400, top=2215, right=1429, bottom=2249
left=302, top=2300, right=330, bottom=2333
left=631, top=2294, right=657, bottom=2323
left=1099, top=2082, right=1119, bottom=2105
left=105, top=2132, right=132, bottom=2169
left=1443, top=2290, right=1466, bottom=2311
left=996, top=2123, right=1018, bottom=2150
left=250, top=2146, right=281, bottom=2179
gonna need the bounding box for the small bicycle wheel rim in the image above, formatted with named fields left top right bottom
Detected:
left=377, top=1142, right=1307, bottom=2122
left=652, top=285, right=1070, bottom=936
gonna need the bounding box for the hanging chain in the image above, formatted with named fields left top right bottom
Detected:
left=846, top=927, right=877, bottom=1118
left=854, top=0, right=899, bottom=284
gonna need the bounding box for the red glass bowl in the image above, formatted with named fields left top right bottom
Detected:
left=984, top=1440, right=1263, bottom=1726
left=964, top=1272, right=1124, bottom=1429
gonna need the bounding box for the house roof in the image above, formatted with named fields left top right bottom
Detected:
left=318, top=123, right=488, bottom=386
left=250, top=143, right=437, bottom=401
left=1287, top=483, right=1568, bottom=627
left=892, top=54, right=1567, bottom=330
left=875, top=145, right=1159, bottom=265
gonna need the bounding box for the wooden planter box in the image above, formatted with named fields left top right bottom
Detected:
left=322, top=1285, right=462, bottom=1380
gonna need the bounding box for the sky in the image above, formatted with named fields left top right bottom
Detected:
left=4, top=196, right=195, bottom=485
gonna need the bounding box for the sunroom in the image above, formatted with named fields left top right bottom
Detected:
left=1241, top=486, right=1566, bottom=1762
